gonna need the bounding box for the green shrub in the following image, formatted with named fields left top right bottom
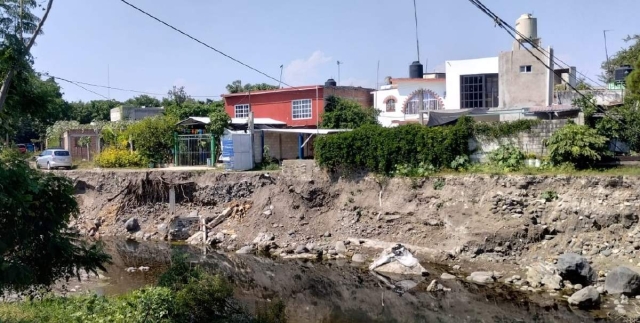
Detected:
left=433, top=178, right=445, bottom=190
left=450, top=155, right=470, bottom=171
left=540, top=190, right=559, bottom=202
left=315, top=117, right=473, bottom=174
left=95, top=147, right=148, bottom=168
left=127, top=115, right=178, bottom=164
left=394, top=162, right=436, bottom=178
left=545, top=124, right=609, bottom=169
left=473, top=119, right=540, bottom=139
left=488, top=144, right=525, bottom=171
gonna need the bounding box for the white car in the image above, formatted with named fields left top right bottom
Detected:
left=36, top=149, right=72, bottom=170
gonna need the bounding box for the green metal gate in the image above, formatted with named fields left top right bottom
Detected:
left=174, top=133, right=215, bottom=166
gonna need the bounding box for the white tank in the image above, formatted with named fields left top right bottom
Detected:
left=515, top=14, right=537, bottom=41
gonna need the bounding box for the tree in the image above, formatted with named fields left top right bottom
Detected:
left=0, top=152, right=110, bottom=295
left=78, top=136, right=91, bottom=160
left=320, top=95, right=380, bottom=129
left=545, top=123, right=609, bottom=169
left=124, top=94, right=161, bottom=108
left=165, top=100, right=225, bottom=120
left=0, top=0, right=54, bottom=113
left=127, top=115, right=178, bottom=163
left=625, top=56, right=640, bottom=100
left=167, top=85, right=189, bottom=106
left=600, top=35, right=640, bottom=83
left=225, top=80, right=279, bottom=93
left=67, top=99, right=119, bottom=124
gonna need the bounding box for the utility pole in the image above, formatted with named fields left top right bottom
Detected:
left=604, top=30, right=612, bottom=82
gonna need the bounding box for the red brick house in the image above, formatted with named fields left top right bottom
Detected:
left=222, top=80, right=374, bottom=128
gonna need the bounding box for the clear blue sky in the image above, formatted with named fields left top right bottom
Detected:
left=30, top=0, right=639, bottom=102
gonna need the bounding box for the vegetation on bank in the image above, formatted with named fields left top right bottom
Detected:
left=0, top=253, right=287, bottom=323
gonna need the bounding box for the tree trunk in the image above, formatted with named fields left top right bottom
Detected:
left=0, top=0, right=54, bottom=113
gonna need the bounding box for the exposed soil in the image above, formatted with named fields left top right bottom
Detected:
left=60, top=165, right=640, bottom=320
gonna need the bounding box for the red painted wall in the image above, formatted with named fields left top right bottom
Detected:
left=224, top=88, right=325, bottom=127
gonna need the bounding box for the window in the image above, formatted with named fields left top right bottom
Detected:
left=519, top=65, right=532, bottom=73
left=54, top=150, right=70, bottom=156
left=460, top=74, right=499, bottom=108
left=386, top=99, right=396, bottom=112
left=234, top=104, right=250, bottom=118
left=292, top=99, right=312, bottom=120
left=405, top=90, right=443, bottom=114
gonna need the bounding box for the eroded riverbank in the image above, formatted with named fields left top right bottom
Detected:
left=60, top=161, right=640, bottom=320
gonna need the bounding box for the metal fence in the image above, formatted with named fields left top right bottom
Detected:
left=176, top=134, right=213, bottom=166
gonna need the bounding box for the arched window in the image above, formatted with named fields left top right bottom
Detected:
left=405, top=90, right=443, bottom=114
left=386, top=99, right=396, bottom=112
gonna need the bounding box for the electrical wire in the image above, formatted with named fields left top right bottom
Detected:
left=54, top=76, right=110, bottom=100
left=467, top=0, right=628, bottom=128
left=44, top=73, right=223, bottom=98
left=469, top=0, right=605, bottom=88
left=119, top=0, right=292, bottom=88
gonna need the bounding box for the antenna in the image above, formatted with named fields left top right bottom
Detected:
left=603, top=30, right=612, bottom=82
left=376, top=60, right=380, bottom=90
left=107, top=64, right=110, bottom=100
left=278, top=64, right=283, bottom=89
left=413, top=0, right=420, bottom=61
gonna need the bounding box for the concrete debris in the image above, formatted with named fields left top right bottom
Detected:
left=369, top=244, right=428, bottom=276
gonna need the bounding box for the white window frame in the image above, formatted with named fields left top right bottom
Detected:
left=519, top=65, right=532, bottom=73
left=234, top=104, right=250, bottom=118
left=291, top=99, right=312, bottom=120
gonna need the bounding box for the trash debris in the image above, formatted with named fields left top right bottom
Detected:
left=369, top=244, right=429, bottom=276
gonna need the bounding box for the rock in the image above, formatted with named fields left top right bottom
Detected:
left=605, top=267, right=640, bottom=295
left=335, top=241, right=347, bottom=254
left=597, top=286, right=605, bottom=294
left=467, top=271, right=495, bottom=284
left=352, top=254, right=366, bottom=263
left=452, top=265, right=461, bottom=271
left=374, top=261, right=428, bottom=276
left=601, top=249, right=612, bottom=257
left=568, top=286, right=601, bottom=309
left=125, top=267, right=137, bottom=273
left=527, top=263, right=561, bottom=289
left=556, top=253, right=597, bottom=286
left=328, top=249, right=338, bottom=256
left=426, top=280, right=438, bottom=292
left=186, top=231, right=204, bottom=245
left=253, top=232, right=275, bottom=244
left=138, top=266, right=149, bottom=272
left=574, top=284, right=583, bottom=290
left=306, top=243, right=316, bottom=251
left=125, top=218, right=140, bottom=232
left=236, top=245, right=254, bottom=254
left=440, top=273, right=456, bottom=280
left=215, top=232, right=225, bottom=242
left=323, top=231, right=332, bottom=237
left=396, top=280, right=418, bottom=291
left=294, top=245, right=308, bottom=254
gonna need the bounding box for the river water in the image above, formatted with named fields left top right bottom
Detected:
left=79, top=240, right=608, bottom=323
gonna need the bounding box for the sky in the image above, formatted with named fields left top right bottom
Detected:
left=30, top=0, right=640, bottom=102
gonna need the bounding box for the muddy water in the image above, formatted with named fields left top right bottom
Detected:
left=79, top=240, right=607, bottom=323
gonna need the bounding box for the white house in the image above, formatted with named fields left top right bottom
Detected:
left=373, top=74, right=447, bottom=127
left=444, top=57, right=499, bottom=110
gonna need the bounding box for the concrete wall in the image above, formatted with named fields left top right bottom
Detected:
left=470, top=117, right=580, bottom=162
left=373, top=80, right=447, bottom=127
left=498, top=48, right=552, bottom=109
left=252, top=131, right=314, bottom=162
left=110, top=107, right=164, bottom=122
left=324, top=86, right=374, bottom=109
left=445, top=57, right=499, bottom=109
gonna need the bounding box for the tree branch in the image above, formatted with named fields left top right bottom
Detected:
left=0, top=0, right=54, bottom=113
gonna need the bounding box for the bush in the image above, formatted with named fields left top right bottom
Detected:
left=540, top=190, right=559, bottom=202
left=315, top=117, right=473, bottom=174
left=394, top=162, right=436, bottom=178
left=473, top=119, right=540, bottom=139
left=488, top=144, right=525, bottom=171
left=127, top=115, right=178, bottom=164
left=450, top=155, right=470, bottom=171
left=545, top=124, right=609, bottom=169
left=95, top=147, right=148, bottom=168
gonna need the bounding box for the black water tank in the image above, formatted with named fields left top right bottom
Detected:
left=614, top=65, right=634, bottom=83
left=325, top=78, right=337, bottom=87
left=409, top=61, right=423, bottom=79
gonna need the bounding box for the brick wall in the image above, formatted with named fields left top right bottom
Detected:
left=63, top=130, right=100, bottom=161
left=253, top=131, right=314, bottom=162
left=470, top=118, right=579, bottom=162
left=324, top=86, right=374, bottom=108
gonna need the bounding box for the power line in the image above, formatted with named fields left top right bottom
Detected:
left=119, top=0, right=292, bottom=88
left=467, top=0, right=629, bottom=129
left=469, top=0, right=605, bottom=88
left=54, top=76, right=110, bottom=100
left=44, top=73, right=222, bottom=98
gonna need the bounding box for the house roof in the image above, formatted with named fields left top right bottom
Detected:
left=176, top=117, right=286, bottom=126
left=390, top=78, right=445, bottom=84
left=222, top=86, right=320, bottom=97
left=261, top=128, right=350, bottom=134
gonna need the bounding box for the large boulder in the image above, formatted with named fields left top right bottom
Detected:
left=605, top=267, right=640, bottom=295
left=556, top=253, right=597, bottom=285
left=374, top=261, right=429, bottom=276
left=125, top=218, right=140, bottom=232
left=568, top=286, right=601, bottom=309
